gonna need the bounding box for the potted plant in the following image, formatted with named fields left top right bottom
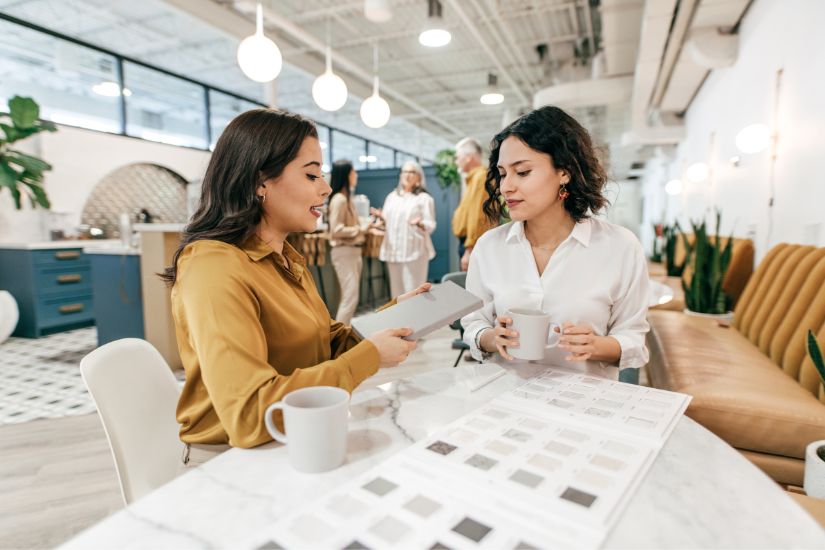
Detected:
left=663, top=221, right=690, bottom=277
left=434, top=148, right=460, bottom=190
left=804, top=330, right=825, bottom=499
left=682, top=210, right=733, bottom=318
left=0, top=95, right=57, bottom=209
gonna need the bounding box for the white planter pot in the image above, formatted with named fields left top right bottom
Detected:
left=683, top=308, right=734, bottom=323
left=804, top=440, right=825, bottom=499
left=0, top=290, right=19, bottom=344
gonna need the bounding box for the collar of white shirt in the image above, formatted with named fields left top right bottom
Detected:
left=504, top=218, right=592, bottom=248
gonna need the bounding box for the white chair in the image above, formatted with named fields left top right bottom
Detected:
left=80, top=338, right=183, bottom=505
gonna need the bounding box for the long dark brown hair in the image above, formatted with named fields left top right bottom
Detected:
left=329, top=159, right=354, bottom=202
left=483, top=105, right=608, bottom=223
left=160, top=108, right=317, bottom=285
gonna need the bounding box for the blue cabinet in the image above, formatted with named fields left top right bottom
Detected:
left=0, top=246, right=96, bottom=337
left=88, top=253, right=144, bottom=346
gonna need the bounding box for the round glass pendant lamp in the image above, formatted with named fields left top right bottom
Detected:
left=312, top=47, right=348, bottom=111
left=237, top=3, right=283, bottom=83
left=360, top=76, right=391, bottom=128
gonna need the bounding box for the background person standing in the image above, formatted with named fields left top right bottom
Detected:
left=452, top=137, right=496, bottom=271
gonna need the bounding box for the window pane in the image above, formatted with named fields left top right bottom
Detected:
left=208, top=90, right=259, bottom=149
left=124, top=62, right=207, bottom=148
left=368, top=143, right=395, bottom=169
left=317, top=125, right=331, bottom=174
left=0, top=20, right=121, bottom=133
left=332, top=130, right=367, bottom=171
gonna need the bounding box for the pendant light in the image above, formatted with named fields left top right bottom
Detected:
left=480, top=73, right=504, bottom=105
left=360, top=45, right=390, bottom=129
left=364, top=0, right=392, bottom=23
left=312, top=21, right=348, bottom=111
left=419, top=0, right=451, bottom=48
left=237, top=2, right=283, bottom=83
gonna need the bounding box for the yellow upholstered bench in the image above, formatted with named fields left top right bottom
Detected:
left=647, top=243, right=825, bottom=485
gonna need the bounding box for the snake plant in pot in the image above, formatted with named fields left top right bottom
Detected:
left=804, top=330, right=825, bottom=498
left=682, top=210, right=733, bottom=315
left=0, top=96, right=56, bottom=210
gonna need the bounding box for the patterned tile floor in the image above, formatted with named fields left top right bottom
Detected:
left=0, top=328, right=99, bottom=425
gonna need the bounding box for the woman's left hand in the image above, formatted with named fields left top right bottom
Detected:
left=558, top=322, right=598, bottom=362
left=398, top=282, right=432, bottom=303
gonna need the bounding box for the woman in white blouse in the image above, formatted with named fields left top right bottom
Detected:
left=462, top=106, right=649, bottom=380
left=377, top=161, right=437, bottom=298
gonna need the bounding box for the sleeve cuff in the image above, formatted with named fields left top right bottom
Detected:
left=611, top=334, right=649, bottom=371
left=465, top=325, right=492, bottom=362
left=339, top=340, right=381, bottom=387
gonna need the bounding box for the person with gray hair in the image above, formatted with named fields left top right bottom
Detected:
left=375, top=161, right=437, bottom=298
left=452, top=137, right=496, bottom=270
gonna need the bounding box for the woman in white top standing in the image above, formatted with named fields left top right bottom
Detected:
left=377, top=161, right=436, bottom=298
left=327, top=159, right=365, bottom=325
left=462, top=106, right=650, bottom=380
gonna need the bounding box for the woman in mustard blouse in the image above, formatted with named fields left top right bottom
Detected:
left=161, top=109, right=425, bottom=466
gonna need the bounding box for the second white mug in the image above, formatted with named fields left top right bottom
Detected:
left=507, top=308, right=561, bottom=361
left=264, top=386, right=350, bottom=473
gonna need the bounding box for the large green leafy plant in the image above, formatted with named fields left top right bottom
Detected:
left=663, top=221, right=691, bottom=277
left=0, top=96, right=57, bottom=209
left=682, top=211, right=733, bottom=314
left=434, top=148, right=460, bottom=190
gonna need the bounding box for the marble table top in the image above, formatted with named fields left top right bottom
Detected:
left=63, top=362, right=825, bottom=549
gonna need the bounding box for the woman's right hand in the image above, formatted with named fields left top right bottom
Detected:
left=481, top=316, right=519, bottom=361
left=367, top=328, right=417, bottom=368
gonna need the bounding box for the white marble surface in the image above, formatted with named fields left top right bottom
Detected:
left=62, top=363, right=825, bottom=550
left=0, top=239, right=120, bottom=250
left=82, top=243, right=141, bottom=256
left=133, top=223, right=185, bottom=232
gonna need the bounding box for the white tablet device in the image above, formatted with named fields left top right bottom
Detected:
left=351, top=280, right=483, bottom=341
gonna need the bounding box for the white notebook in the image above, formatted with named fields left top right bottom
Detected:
left=351, top=280, right=482, bottom=341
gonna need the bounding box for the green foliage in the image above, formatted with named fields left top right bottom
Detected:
left=434, top=149, right=461, bottom=190
left=663, top=221, right=686, bottom=277
left=807, top=329, right=825, bottom=390
left=0, top=96, right=57, bottom=209
left=682, top=210, right=733, bottom=314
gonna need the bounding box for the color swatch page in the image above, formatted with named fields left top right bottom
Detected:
left=407, top=402, right=656, bottom=530
left=252, top=453, right=603, bottom=550
left=496, top=369, right=691, bottom=445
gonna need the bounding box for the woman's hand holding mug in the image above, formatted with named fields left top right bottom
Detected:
left=479, top=315, right=518, bottom=361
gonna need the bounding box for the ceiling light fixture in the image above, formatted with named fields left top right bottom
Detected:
left=312, top=21, right=348, bottom=112
left=360, top=45, right=390, bottom=129
left=92, top=81, right=131, bottom=97
left=364, top=0, right=392, bottom=23
left=480, top=73, right=504, bottom=105
left=665, top=179, right=683, bottom=196
left=735, top=123, right=771, bottom=154
left=419, top=0, right=451, bottom=48
left=237, top=2, right=282, bottom=83
left=686, top=162, right=709, bottom=183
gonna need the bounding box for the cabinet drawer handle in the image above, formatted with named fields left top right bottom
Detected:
left=58, top=303, right=84, bottom=314
left=57, top=274, right=82, bottom=284
left=54, top=251, right=81, bottom=260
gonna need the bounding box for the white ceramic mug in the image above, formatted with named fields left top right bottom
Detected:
left=507, top=308, right=561, bottom=361
left=264, top=386, right=350, bottom=473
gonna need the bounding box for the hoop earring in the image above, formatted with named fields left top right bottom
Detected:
left=559, top=183, right=570, bottom=201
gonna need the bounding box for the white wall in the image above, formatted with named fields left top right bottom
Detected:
left=641, top=0, right=825, bottom=262
left=0, top=124, right=210, bottom=242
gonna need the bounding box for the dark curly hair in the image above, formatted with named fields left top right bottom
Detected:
left=483, top=106, right=608, bottom=223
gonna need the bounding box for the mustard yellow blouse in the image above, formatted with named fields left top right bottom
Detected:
left=171, top=235, right=380, bottom=448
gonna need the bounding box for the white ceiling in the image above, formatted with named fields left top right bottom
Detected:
left=0, top=0, right=756, bottom=176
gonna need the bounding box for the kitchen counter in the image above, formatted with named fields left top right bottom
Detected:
left=133, top=223, right=186, bottom=232
left=0, top=239, right=120, bottom=250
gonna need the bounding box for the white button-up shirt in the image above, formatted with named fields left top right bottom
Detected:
left=379, top=190, right=436, bottom=263
left=461, top=217, right=650, bottom=380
